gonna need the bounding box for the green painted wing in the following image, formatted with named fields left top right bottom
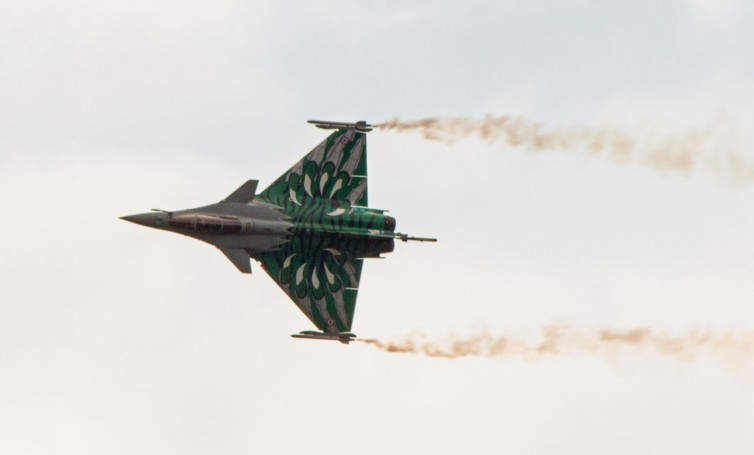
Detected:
left=254, top=129, right=382, bottom=334
left=254, top=236, right=364, bottom=334
left=257, top=129, right=368, bottom=214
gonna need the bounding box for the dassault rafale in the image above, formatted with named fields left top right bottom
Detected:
left=121, top=120, right=435, bottom=343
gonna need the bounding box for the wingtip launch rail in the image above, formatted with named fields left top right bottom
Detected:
left=307, top=119, right=373, bottom=132
left=291, top=331, right=357, bottom=344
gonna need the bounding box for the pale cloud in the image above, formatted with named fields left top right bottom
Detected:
left=3, top=1, right=754, bottom=454
left=687, top=0, right=741, bottom=19
left=3, top=149, right=754, bottom=454
left=0, top=0, right=288, bottom=152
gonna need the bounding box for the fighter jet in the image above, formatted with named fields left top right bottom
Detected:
left=121, top=120, right=435, bottom=344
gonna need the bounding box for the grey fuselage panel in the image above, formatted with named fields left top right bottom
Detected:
left=164, top=202, right=293, bottom=253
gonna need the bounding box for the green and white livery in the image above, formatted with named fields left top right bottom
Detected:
left=121, top=120, right=435, bottom=344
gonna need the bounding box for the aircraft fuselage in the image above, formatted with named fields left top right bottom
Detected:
left=121, top=199, right=398, bottom=255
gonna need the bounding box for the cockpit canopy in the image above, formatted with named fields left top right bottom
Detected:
left=168, top=214, right=243, bottom=233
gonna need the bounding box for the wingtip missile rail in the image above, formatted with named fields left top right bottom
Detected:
left=307, top=120, right=373, bottom=132
left=291, top=330, right=357, bottom=344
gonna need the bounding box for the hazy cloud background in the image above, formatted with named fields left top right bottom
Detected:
left=2, top=1, right=754, bottom=454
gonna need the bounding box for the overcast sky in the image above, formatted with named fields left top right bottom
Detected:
left=2, top=1, right=754, bottom=454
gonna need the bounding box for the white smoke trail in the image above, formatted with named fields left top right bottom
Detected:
left=358, top=326, right=754, bottom=362
left=376, top=115, right=752, bottom=184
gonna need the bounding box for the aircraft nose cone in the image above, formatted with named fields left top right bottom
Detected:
left=120, top=212, right=161, bottom=228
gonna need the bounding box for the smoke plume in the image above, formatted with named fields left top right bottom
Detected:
left=358, top=326, right=754, bottom=362
left=376, top=115, right=753, bottom=184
